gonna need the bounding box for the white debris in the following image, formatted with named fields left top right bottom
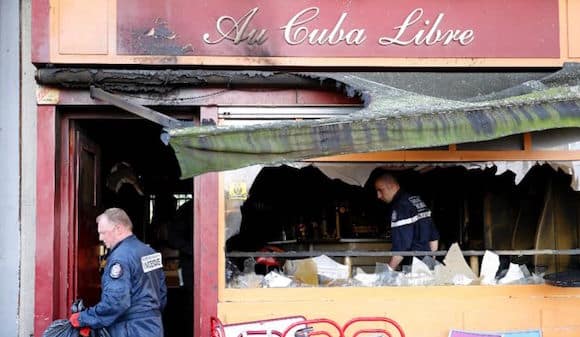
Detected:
left=480, top=250, right=500, bottom=285
left=499, top=263, right=525, bottom=284
left=263, top=271, right=293, bottom=288
left=311, top=255, right=350, bottom=280
left=353, top=268, right=379, bottom=287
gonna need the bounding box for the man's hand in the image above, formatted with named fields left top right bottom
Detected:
left=69, top=313, right=91, bottom=337
left=69, top=313, right=81, bottom=327
left=429, top=239, right=438, bottom=252
left=388, top=255, right=404, bottom=270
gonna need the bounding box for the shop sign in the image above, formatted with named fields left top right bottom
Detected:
left=228, top=182, right=248, bottom=200
left=117, top=0, right=559, bottom=58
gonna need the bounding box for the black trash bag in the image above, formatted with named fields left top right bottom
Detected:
left=544, top=270, right=580, bottom=287
left=43, top=299, right=111, bottom=337
left=70, top=299, right=112, bottom=337
left=41, top=319, right=79, bottom=337
left=93, top=328, right=112, bottom=337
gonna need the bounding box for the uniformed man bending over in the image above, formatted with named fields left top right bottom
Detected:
left=374, top=173, right=440, bottom=270
left=69, top=208, right=167, bottom=337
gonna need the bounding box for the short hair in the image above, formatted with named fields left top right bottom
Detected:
left=97, top=208, right=133, bottom=230
left=375, top=172, right=399, bottom=186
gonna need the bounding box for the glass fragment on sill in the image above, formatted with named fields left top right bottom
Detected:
left=229, top=272, right=264, bottom=288
left=498, top=263, right=526, bottom=285
left=263, top=271, right=293, bottom=288
left=406, top=257, right=436, bottom=286
left=353, top=268, right=378, bottom=286
left=373, top=263, right=404, bottom=286
left=434, top=243, right=477, bottom=285
left=480, top=251, right=500, bottom=285
left=225, top=245, right=547, bottom=288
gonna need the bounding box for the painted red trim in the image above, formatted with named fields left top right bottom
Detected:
left=32, top=0, right=51, bottom=62
left=59, top=118, right=76, bottom=314
left=193, top=107, right=220, bottom=337
left=35, top=106, right=57, bottom=336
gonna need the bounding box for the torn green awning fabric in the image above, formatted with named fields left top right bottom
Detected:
left=168, top=64, right=580, bottom=178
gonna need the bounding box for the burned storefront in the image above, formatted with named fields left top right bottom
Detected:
left=36, top=68, right=580, bottom=336
left=32, top=1, right=580, bottom=336
left=163, top=68, right=580, bottom=289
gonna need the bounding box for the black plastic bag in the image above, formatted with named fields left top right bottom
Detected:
left=41, top=319, right=79, bottom=337
left=544, top=270, right=580, bottom=287
left=43, top=299, right=111, bottom=337
left=93, top=328, right=112, bottom=337
left=42, top=317, right=111, bottom=337
left=70, top=299, right=111, bottom=336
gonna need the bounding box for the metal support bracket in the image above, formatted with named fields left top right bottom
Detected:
left=89, top=86, right=192, bottom=129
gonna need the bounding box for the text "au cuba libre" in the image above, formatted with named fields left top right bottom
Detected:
left=203, top=7, right=475, bottom=47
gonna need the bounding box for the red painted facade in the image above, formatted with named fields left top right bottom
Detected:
left=31, top=0, right=50, bottom=62
left=193, top=107, right=220, bottom=337
left=118, top=0, right=559, bottom=57
left=35, top=106, right=57, bottom=335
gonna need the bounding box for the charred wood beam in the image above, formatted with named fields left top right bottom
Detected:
left=36, top=68, right=335, bottom=94
left=89, top=86, right=190, bottom=128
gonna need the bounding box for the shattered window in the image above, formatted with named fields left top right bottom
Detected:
left=223, top=162, right=580, bottom=288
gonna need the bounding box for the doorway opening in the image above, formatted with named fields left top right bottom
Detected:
left=67, top=114, right=195, bottom=336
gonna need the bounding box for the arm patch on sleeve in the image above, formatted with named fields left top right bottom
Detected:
left=141, top=252, right=163, bottom=273
left=110, top=263, right=123, bottom=279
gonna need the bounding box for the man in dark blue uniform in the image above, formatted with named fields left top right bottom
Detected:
left=374, top=173, right=439, bottom=270
left=69, top=208, right=167, bottom=337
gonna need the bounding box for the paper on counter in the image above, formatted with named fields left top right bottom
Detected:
left=480, top=250, right=500, bottom=285
left=311, top=255, right=349, bottom=280
left=284, top=258, right=318, bottom=286
left=263, top=271, right=293, bottom=288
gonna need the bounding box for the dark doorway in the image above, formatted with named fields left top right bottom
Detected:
left=69, top=115, right=195, bottom=337
left=72, top=122, right=102, bottom=307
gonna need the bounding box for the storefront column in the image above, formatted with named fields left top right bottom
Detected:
left=35, top=105, right=58, bottom=335
left=193, top=106, right=219, bottom=337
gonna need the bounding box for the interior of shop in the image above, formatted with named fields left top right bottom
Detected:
left=73, top=116, right=194, bottom=336
left=225, top=161, right=580, bottom=287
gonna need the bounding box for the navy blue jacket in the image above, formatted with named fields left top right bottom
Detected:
left=390, top=190, right=439, bottom=255
left=79, top=235, right=167, bottom=337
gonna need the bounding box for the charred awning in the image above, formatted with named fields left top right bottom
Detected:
left=168, top=64, right=580, bottom=177
left=34, top=64, right=580, bottom=178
